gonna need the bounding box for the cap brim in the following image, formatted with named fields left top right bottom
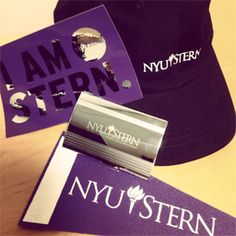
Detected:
left=126, top=46, right=235, bottom=166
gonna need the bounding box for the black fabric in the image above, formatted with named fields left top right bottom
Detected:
left=54, top=0, right=235, bottom=165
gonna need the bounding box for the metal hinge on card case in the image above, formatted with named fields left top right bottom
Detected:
left=63, top=92, right=168, bottom=179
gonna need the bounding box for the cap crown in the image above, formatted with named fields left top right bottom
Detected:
left=54, top=0, right=213, bottom=92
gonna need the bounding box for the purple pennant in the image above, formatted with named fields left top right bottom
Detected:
left=19, top=133, right=235, bottom=235
left=0, top=6, right=142, bottom=137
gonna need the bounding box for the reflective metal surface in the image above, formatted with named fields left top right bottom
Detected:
left=64, top=92, right=168, bottom=178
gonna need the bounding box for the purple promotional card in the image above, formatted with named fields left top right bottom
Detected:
left=0, top=6, right=142, bottom=137
left=19, top=134, right=235, bottom=235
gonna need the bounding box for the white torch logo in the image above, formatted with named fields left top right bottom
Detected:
left=127, top=185, right=145, bottom=214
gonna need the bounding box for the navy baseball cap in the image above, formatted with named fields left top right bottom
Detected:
left=54, top=1, right=235, bottom=166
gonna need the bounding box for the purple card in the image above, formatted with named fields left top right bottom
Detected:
left=19, top=134, right=235, bottom=235
left=0, top=6, right=142, bottom=137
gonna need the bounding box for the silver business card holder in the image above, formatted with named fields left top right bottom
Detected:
left=63, top=92, right=168, bottom=179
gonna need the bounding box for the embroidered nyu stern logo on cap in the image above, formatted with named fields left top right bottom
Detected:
left=143, top=48, right=201, bottom=72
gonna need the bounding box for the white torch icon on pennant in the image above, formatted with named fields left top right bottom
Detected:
left=127, top=185, right=145, bottom=214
